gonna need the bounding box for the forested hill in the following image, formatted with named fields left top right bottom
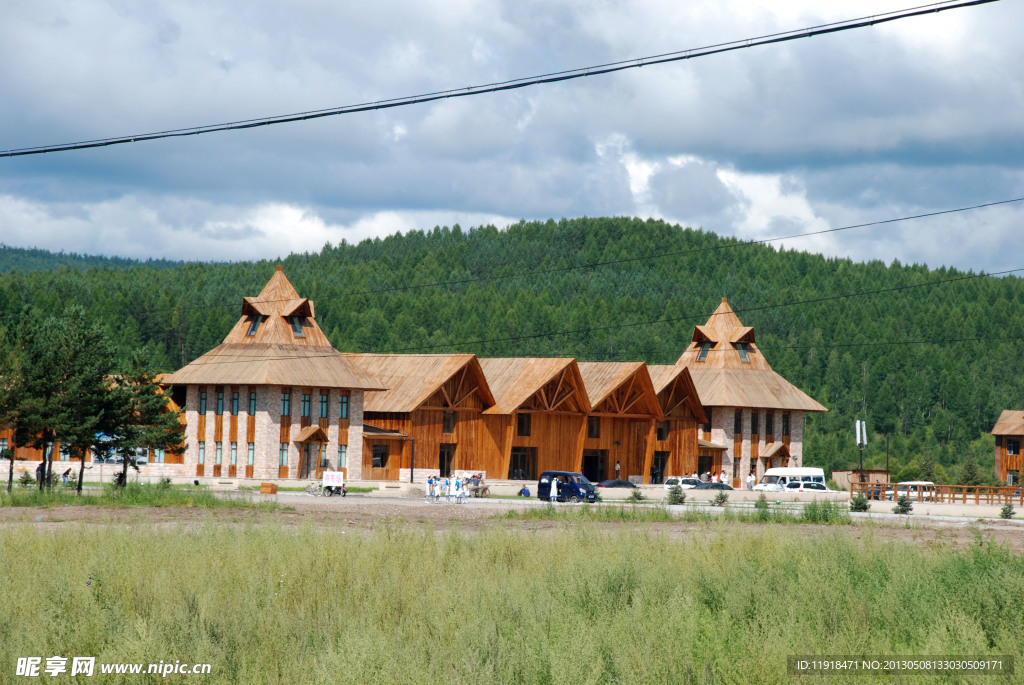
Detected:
left=0, top=244, right=181, bottom=273
left=1, top=217, right=1021, bottom=481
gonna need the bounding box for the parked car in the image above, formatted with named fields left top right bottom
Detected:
left=663, top=476, right=701, bottom=490
left=598, top=479, right=636, bottom=489
left=695, top=482, right=733, bottom=491
left=784, top=481, right=835, bottom=493
left=537, top=471, right=598, bottom=503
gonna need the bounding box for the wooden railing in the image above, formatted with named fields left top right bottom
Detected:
left=850, top=482, right=1024, bottom=506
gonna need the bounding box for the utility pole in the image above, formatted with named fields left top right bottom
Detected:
left=856, top=419, right=867, bottom=484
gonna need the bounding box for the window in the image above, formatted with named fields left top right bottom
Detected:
left=216, top=391, right=224, bottom=416
left=231, top=392, right=239, bottom=416
left=319, top=394, right=329, bottom=419
left=338, top=445, right=347, bottom=469
left=288, top=316, right=305, bottom=338
left=279, top=443, right=289, bottom=467
left=338, top=394, right=349, bottom=419
left=59, top=444, right=71, bottom=461
left=702, top=407, right=712, bottom=434
left=153, top=448, right=165, bottom=464
left=215, top=443, right=223, bottom=465
left=782, top=414, right=790, bottom=437
left=246, top=315, right=265, bottom=336
left=281, top=392, right=291, bottom=417
left=199, top=391, right=207, bottom=415
left=0, top=437, right=7, bottom=453
left=735, top=343, right=750, bottom=363
left=198, top=442, right=205, bottom=465
left=517, top=413, right=531, bottom=437
left=249, top=392, right=257, bottom=415
left=230, top=442, right=238, bottom=466
left=247, top=443, right=255, bottom=466
left=442, top=411, right=455, bottom=434
left=765, top=413, right=774, bottom=436
left=320, top=449, right=329, bottom=467
left=1009, top=439, right=1021, bottom=456
left=751, top=413, right=759, bottom=435
left=372, top=444, right=388, bottom=468
left=301, top=394, right=311, bottom=418
left=656, top=421, right=669, bottom=441
left=697, top=341, right=712, bottom=362
left=587, top=416, right=601, bottom=439
left=734, top=411, right=742, bottom=434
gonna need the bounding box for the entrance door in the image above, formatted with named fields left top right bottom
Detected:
left=299, top=443, right=316, bottom=479
left=508, top=447, right=537, bottom=480
left=582, top=449, right=607, bottom=483
left=439, top=444, right=455, bottom=477
left=652, top=451, right=669, bottom=483
left=315, top=443, right=327, bottom=479
left=697, top=454, right=714, bottom=478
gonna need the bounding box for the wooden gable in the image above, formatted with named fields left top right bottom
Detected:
left=577, top=362, right=662, bottom=419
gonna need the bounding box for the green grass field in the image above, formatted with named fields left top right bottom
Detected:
left=1, top=520, right=1020, bottom=684
left=0, top=482, right=280, bottom=510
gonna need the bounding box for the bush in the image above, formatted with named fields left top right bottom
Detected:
left=666, top=486, right=686, bottom=505
left=849, top=494, right=870, bottom=513
left=892, top=495, right=913, bottom=515
left=826, top=479, right=844, bottom=492
left=17, top=471, right=36, bottom=489
left=628, top=488, right=646, bottom=502
left=1000, top=503, right=1015, bottom=520
left=801, top=500, right=850, bottom=525
left=711, top=492, right=729, bottom=507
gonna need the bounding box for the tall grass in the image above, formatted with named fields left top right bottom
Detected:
left=0, top=482, right=279, bottom=510
left=0, top=522, right=1019, bottom=684
left=506, top=502, right=851, bottom=525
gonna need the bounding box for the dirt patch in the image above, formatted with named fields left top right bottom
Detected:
left=2, top=495, right=1023, bottom=551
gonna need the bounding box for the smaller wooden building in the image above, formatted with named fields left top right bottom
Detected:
left=991, top=410, right=1024, bottom=485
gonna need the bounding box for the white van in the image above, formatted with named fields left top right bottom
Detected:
left=753, top=467, right=826, bottom=492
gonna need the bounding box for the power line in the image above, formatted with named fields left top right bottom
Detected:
left=1, top=0, right=1001, bottom=158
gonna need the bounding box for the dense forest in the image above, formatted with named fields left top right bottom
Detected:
left=1, top=217, right=1020, bottom=483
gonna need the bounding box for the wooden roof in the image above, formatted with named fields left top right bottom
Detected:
left=647, top=364, right=707, bottom=423
left=351, top=354, right=494, bottom=413
left=992, top=410, right=1024, bottom=435
left=761, top=442, right=790, bottom=458
left=165, top=267, right=384, bottom=390
left=677, top=298, right=825, bottom=412
left=224, top=266, right=331, bottom=347
left=698, top=438, right=728, bottom=451
left=577, top=361, right=661, bottom=418
left=480, top=358, right=590, bottom=415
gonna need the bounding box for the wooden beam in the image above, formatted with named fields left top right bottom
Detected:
left=452, top=385, right=480, bottom=408
left=550, top=387, right=576, bottom=410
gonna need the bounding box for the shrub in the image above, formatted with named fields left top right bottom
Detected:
left=17, top=471, right=36, bottom=489
left=754, top=493, right=769, bottom=511
left=628, top=488, right=646, bottom=502
left=1000, top=502, right=1015, bottom=520
left=849, top=494, right=870, bottom=513
left=711, top=492, right=729, bottom=507
left=801, top=500, right=850, bottom=525
left=826, top=478, right=845, bottom=492
left=666, top=486, right=686, bottom=505
left=892, top=495, right=913, bottom=515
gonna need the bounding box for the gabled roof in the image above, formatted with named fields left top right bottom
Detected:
left=647, top=364, right=707, bottom=423
left=992, top=410, right=1024, bottom=436
left=576, top=361, right=661, bottom=418
left=165, top=267, right=384, bottom=391
left=350, top=354, right=494, bottom=413
left=677, top=298, right=825, bottom=413
left=480, top=358, right=590, bottom=415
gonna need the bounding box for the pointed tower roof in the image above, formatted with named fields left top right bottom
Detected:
left=165, top=267, right=384, bottom=390
left=677, top=298, right=825, bottom=412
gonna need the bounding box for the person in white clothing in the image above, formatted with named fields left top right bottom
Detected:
left=549, top=477, right=559, bottom=504
left=746, top=471, right=755, bottom=490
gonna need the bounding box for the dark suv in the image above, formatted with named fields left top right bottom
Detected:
left=537, top=471, right=598, bottom=503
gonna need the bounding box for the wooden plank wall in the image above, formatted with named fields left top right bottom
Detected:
left=584, top=417, right=650, bottom=481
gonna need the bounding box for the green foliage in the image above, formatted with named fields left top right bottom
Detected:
left=1000, top=503, right=1015, bottom=520
left=826, top=478, right=844, bottom=491
left=17, top=471, right=35, bottom=488
left=960, top=456, right=983, bottom=486
left=801, top=500, right=851, bottom=524
left=711, top=492, right=729, bottom=507
left=0, top=482, right=278, bottom=509
left=849, top=494, right=870, bottom=513
left=627, top=488, right=646, bottom=502
left=0, top=218, right=1022, bottom=481
left=666, top=485, right=686, bottom=505
left=892, top=495, right=914, bottom=515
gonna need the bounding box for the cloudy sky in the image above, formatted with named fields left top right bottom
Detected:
left=1, top=0, right=1022, bottom=272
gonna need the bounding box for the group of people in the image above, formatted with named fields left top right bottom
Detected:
left=692, top=470, right=729, bottom=484
left=424, top=474, right=477, bottom=504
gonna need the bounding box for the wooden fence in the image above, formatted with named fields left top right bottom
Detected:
left=850, top=482, right=1024, bottom=506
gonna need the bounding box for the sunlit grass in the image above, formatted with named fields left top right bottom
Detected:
left=0, top=482, right=279, bottom=510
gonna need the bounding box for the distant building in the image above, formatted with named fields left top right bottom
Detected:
left=164, top=266, right=384, bottom=481
left=990, top=410, right=1024, bottom=485
left=677, top=298, right=826, bottom=487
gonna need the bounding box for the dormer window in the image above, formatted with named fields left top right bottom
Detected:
left=246, top=315, right=265, bottom=336
left=288, top=316, right=306, bottom=338
left=696, top=341, right=713, bottom=362
left=735, top=342, right=750, bottom=363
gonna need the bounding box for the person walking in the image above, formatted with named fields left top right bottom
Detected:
left=746, top=471, right=755, bottom=491
left=549, top=477, right=559, bottom=504
left=615, top=461, right=620, bottom=479
left=425, top=476, right=433, bottom=502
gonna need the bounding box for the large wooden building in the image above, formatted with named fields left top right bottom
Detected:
left=164, top=267, right=384, bottom=481
left=677, top=298, right=826, bottom=487
left=991, top=410, right=1024, bottom=485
